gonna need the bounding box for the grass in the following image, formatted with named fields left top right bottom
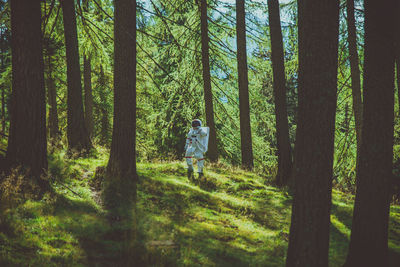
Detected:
left=1, top=154, right=400, bottom=266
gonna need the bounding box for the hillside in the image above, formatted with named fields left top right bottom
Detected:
left=1, top=153, right=400, bottom=266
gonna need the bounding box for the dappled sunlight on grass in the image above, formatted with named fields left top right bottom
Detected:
left=136, top=161, right=291, bottom=266
left=2, top=159, right=400, bottom=266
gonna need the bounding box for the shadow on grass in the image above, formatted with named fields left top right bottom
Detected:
left=329, top=202, right=400, bottom=267
left=48, top=194, right=136, bottom=266
left=135, top=169, right=291, bottom=266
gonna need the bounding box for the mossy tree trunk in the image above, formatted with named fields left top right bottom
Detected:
left=61, top=0, right=92, bottom=154
left=199, top=0, right=218, bottom=163
left=236, top=0, right=253, bottom=170
left=267, top=0, right=292, bottom=186
left=346, top=0, right=363, bottom=173
left=286, top=0, right=339, bottom=266
left=344, top=1, right=396, bottom=266
left=6, top=0, right=49, bottom=193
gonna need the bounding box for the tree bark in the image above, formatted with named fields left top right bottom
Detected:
left=61, top=0, right=92, bottom=154
left=82, top=0, right=94, bottom=139
left=107, top=0, right=137, bottom=178
left=6, top=0, right=48, bottom=192
left=396, top=21, right=400, bottom=112
left=236, top=0, right=253, bottom=170
left=84, top=56, right=94, bottom=138
left=1, top=28, right=5, bottom=135
left=99, top=66, right=109, bottom=145
left=46, top=51, right=60, bottom=142
left=199, top=0, right=218, bottom=163
left=1, top=80, right=4, bottom=135
left=103, top=1, right=137, bottom=259
left=346, top=0, right=363, bottom=173
left=267, top=0, right=292, bottom=186
left=286, top=0, right=339, bottom=266
left=397, top=57, right=400, bottom=111
left=344, top=1, right=396, bottom=266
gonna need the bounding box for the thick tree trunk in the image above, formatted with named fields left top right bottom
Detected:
left=346, top=0, right=363, bottom=173
left=61, top=0, right=92, bottom=154
left=285, top=0, right=339, bottom=266
left=267, top=0, right=292, bottom=186
left=84, top=56, right=94, bottom=138
left=344, top=1, right=396, bottom=266
left=236, top=0, right=253, bottom=170
left=6, top=0, right=48, bottom=192
left=103, top=1, right=137, bottom=259
left=46, top=51, right=60, bottom=142
left=104, top=0, right=137, bottom=217
left=199, top=0, right=218, bottom=163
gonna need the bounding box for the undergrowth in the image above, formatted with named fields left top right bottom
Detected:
left=1, top=150, right=400, bottom=266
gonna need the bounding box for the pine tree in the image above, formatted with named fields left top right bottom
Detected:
left=6, top=0, right=49, bottom=193
left=236, top=0, right=253, bottom=170
left=199, top=0, right=218, bottom=163
left=61, top=0, right=92, bottom=154
left=346, top=0, right=362, bottom=172
left=45, top=46, right=60, bottom=143
left=286, top=0, right=339, bottom=266
left=267, top=0, right=292, bottom=186
left=82, top=0, right=94, bottom=138
left=104, top=0, right=137, bottom=223
left=344, top=0, right=397, bottom=265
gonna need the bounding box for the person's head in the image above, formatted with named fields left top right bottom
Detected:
left=191, top=119, right=201, bottom=129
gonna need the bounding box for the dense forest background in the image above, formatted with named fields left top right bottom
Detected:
left=0, top=0, right=381, bottom=188
left=1, top=0, right=400, bottom=266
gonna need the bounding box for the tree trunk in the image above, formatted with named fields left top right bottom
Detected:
left=199, top=0, right=218, bottom=163
left=104, top=0, right=137, bottom=214
left=46, top=50, right=60, bottom=142
left=397, top=56, right=400, bottom=111
left=397, top=58, right=400, bottom=112
left=6, top=0, right=48, bottom=192
left=84, top=56, right=94, bottom=138
left=236, top=0, right=253, bottom=170
left=396, top=24, right=400, bottom=113
left=1, top=81, right=4, bottom=135
left=99, top=66, right=109, bottom=145
left=267, top=0, right=292, bottom=186
left=61, top=0, right=92, bottom=154
left=346, top=0, right=363, bottom=173
left=286, top=0, right=339, bottom=266
left=1, top=28, right=5, bottom=135
left=82, top=0, right=94, bottom=139
left=103, top=1, right=137, bottom=260
left=344, top=1, right=396, bottom=266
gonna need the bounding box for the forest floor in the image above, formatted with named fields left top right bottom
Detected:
left=1, top=150, right=400, bottom=266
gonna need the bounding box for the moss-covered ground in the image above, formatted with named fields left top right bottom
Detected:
left=1, top=152, right=400, bottom=266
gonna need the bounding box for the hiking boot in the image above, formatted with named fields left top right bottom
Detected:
left=198, top=172, right=204, bottom=179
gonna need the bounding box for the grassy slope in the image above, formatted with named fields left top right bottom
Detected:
left=1, top=154, right=400, bottom=266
